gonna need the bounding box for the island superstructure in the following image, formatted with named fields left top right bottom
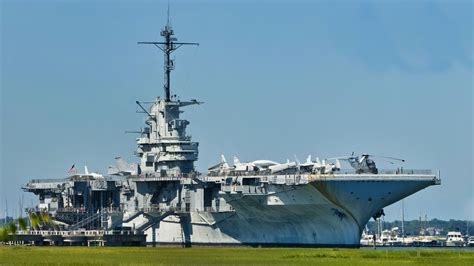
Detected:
left=23, top=21, right=440, bottom=247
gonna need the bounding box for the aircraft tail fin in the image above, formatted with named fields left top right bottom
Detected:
left=233, top=156, right=240, bottom=165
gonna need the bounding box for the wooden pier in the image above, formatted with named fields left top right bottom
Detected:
left=3, top=230, right=146, bottom=246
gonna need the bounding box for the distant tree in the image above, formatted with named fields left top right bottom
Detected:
left=0, top=226, right=8, bottom=242
left=18, top=218, right=28, bottom=231
left=8, top=222, right=17, bottom=240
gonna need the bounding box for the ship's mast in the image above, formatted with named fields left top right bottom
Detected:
left=138, top=14, right=198, bottom=101
left=135, top=14, right=201, bottom=175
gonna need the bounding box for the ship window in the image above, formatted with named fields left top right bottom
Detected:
left=146, top=155, right=154, bottom=162
left=242, top=178, right=257, bottom=185
left=146, top=162, right=153, bottom=167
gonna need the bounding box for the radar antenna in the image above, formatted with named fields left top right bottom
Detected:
left=138, top=9, right=199, bottom=102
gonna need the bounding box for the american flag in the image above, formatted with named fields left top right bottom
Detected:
left=68, top=164, right=76, bottom=174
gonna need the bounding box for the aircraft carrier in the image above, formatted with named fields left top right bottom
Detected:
left=22, top=21, right=440, bottom=247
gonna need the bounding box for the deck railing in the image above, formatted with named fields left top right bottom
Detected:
left=206, top=169, right=434, bottom=177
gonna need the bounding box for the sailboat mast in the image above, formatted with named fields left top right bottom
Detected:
left=401, top=199, right=405, bottom=242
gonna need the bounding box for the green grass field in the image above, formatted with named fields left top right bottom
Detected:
left=0, top=246, right=473, bottom=265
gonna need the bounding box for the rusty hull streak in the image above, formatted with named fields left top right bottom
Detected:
left=309, top=177, right=363, bottom=235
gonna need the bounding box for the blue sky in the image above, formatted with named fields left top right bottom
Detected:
left=1, top=1, right=472, bottom=221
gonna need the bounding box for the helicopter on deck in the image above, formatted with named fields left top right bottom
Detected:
left=329, top=153, right=405, bottom=174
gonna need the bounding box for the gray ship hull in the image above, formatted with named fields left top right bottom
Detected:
left=142, top=175, right=438, bottom=246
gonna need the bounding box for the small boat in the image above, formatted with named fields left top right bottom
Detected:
left=446, top=231, right=464, bottom=246
left=360, top=233, right=375, bottom=246
left=412, top=236, right=438, bottom=246
left=467, top=236, right=474, bottom=247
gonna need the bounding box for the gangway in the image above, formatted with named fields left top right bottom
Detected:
left=69, top=211, right=103, bottom=230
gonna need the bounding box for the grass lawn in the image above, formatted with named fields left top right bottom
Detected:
left=0, top=246, right=473, bottom=265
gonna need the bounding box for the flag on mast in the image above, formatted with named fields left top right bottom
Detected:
left=68, top=164, right=76, bottom=174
